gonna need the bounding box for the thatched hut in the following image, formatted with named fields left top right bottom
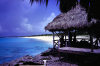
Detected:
left=45, top=4, right=99, bottom=53
left=45, top=4, right=89, bottom=31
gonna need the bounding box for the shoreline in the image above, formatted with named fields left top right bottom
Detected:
left=24, top=36, right=59, bottom=44
left=0, top=48, right=78, bottom=66
left=24, top=35, right=89, bottom=43
left=0, top=35, right=90, bottom=66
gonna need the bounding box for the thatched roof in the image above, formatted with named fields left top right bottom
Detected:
left=45, top=4, right=90, bottom=31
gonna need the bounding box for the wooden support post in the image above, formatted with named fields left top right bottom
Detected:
left=90, top=35, right=93, bottom=52
left=70, top=31, right=72, bottom=42
left=68, top=30, right=72, bottom=46
left=73, top=30, right=76, bottom=43
left=97, top=38, right=99, bottom=47
left=65, top=32, right=67, bottom=46
left=68, top=31, right=70, bottom=46
left=53, top=32, right=55, bottom=48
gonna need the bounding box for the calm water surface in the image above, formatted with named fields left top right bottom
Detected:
left=0, top=37, right=52, bottom=64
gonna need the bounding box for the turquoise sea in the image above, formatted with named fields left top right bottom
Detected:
left=0, top=37, right=52, bottom=64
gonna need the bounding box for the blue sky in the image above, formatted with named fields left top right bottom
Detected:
left=0, top=0, right=60, bottom=37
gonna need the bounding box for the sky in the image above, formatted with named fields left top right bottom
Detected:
left=0, top=0, right=60, bottom=37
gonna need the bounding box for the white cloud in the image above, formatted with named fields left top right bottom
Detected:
left=0, top=24, right=8, bottom=33
left=0, top=25, right=2, bottom=32
left=46, top=12, right=56, bottom=22
left=15, top=13, right=56, bottom=34
left=40, top=12, right=56, bottom=31
left=15, top=18, right=33, bottom=33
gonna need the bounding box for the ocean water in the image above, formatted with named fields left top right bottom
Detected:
left=0, top=37, right=52, bottom=64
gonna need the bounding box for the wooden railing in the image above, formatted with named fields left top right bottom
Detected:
left=53, top=38, right=93, bottom=49
left=54, top=39, right=69, bottom=48
left=54, top=40, right=59, bottom=48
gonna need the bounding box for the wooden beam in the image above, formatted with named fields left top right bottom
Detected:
left=54, top=32, right=61, bottom=38
left=64, top=31, right=67, bottom=46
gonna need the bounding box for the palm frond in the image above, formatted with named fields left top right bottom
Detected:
left=45, top=0, right=48, bottom=7
left=56, top=0, right=60, bottom=5
left=30, top=0, right=34, bottom=5
left=29, top=0, right=100, bottom=21
left=60, top=0, right=78, bottom=13
left=89, top=0, right=100, bottom=20
left=80, top=0, right=90, bottom=12
left=30, top=0, right=49, bottom=7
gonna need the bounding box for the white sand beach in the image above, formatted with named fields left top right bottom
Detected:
left=24, top=35, right=90, bottom=44
left=24, top=36, right=59, bottom=44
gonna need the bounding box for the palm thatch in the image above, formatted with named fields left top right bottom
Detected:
left=45, top=4, right=90, bottom=31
